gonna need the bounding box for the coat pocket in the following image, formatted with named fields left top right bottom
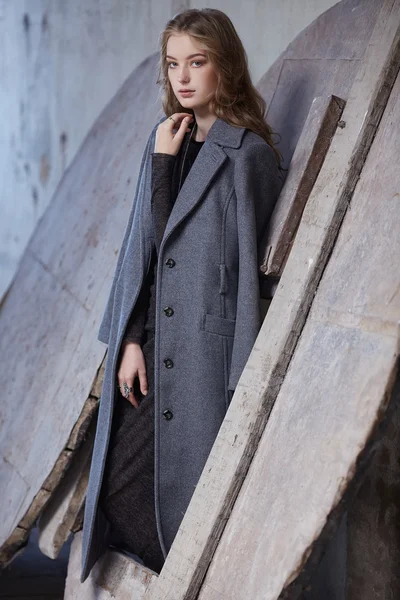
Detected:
left=202, top=312, right=236, bottom=337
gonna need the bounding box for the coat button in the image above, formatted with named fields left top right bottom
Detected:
left=164, top=306, right=174, bottom=317
left=163, top=409, right=173, bottom=420
left=165, top=258, right=175, bottom=268
left=164, top=358, right=174, bottom=368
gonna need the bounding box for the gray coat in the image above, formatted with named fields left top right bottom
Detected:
left=80, top=115, right=282, bottom=582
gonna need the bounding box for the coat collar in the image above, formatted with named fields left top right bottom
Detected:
left=158, top=117, right=246, bottom=256
left=188, top=115, right=246, bottom=149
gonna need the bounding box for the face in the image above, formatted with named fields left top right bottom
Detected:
left=166, top=33, right=218, bottom=113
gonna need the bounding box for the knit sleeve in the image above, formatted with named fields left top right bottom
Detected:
left=150, top=152, right=176, bottom=253
left=121, top=152, right=176, bottom=346
left=122, top=248, right=156, bottom=345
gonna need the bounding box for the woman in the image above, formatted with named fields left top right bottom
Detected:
left=81, top=8, right=283, bottom=582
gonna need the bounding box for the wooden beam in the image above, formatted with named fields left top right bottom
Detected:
left=65, top=531, right=156, bottom=599
left=260, top=94, right=345, bottom=278
left=37, top=417, right=96, bottom=559
left=0, top=386, right=100, bottom=566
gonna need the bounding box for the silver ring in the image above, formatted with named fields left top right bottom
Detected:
left=169, top=116, right=176, bottom=123
left=122, top=382, right=133, bottom=399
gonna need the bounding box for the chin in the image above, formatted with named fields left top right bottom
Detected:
left=181, top=101, right=199, bottom=110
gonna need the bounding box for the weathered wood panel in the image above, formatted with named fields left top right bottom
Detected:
left=35, top=365, right=104, bottom=559
left=258, top=0, right=383, bottom=362
left=197, top=49, right=400, bottom=600
left=37, top=416, right=96, bottom=559
left=260, top=0, right=381, bottom=169
left=139, top=3, right=400, bottom=599
left=259, top=0, right=380, bottom=312
left=0, top=54, right=162, bottom=563
left=64, top=531, right=155, bottom=599
left=260, top=94, right=345, bottom=277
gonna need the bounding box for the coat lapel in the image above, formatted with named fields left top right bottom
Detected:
left=159, top=117, right=246, bottom=254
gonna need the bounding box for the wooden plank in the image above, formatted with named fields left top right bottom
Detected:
left=259, top=0, right=381, bottom=170
left=0, top=53, right=162, bottom=564
left=66, top=394, right=100, bottom=452
left=260, top=94, right=345, bottom=278
left=0, top=390, right=100, bottom=565
left=199, top=366, right=399, bottom=600
left=37, top=417, right=96, bottom=559
left=0, top=527, right=29, bottom=567
left=140, top=3, right=400, bottom=599
left=0, top=368, right=101, bottom=563
left=64, top=531, right=156, bottom=599
left=197, top=64, right=400, bottom=599
left=70, top=506, right=84, bottom=534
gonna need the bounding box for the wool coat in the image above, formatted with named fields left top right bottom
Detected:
left=80, top=115, right=282, bottom=582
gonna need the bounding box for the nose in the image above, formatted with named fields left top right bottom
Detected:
left=178, top=67, right=190, bottom=84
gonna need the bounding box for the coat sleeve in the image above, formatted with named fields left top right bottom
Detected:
left=97, top=116, right=167, bottom=344
left=227, top=141, right=282, bottom=391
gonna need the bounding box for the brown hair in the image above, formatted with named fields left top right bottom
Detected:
left=155, top=8, right=283, bottom=168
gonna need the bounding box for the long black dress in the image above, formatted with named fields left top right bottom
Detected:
left=98, top=134, right=205, bottom=573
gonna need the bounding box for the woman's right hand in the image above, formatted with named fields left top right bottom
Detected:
left=117, top=342, right=148, bottom=408
left=155, top=112, right=193, bottom=155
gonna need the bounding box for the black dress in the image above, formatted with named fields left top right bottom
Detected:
left=98, top=134, right=205, bottom=573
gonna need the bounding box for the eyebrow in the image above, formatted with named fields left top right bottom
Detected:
left=166, top=53, right=207, bottom=60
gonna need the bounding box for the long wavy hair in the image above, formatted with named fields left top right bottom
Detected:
left=155, top=8, right=283, bottom=168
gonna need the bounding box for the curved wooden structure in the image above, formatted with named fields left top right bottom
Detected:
left=0, top=53, right=164, bottom=564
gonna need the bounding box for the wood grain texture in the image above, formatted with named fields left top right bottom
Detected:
left=259, top=0, right=381, bottom=170
left=140, top=3, right=400, bottom=599
left=0, top=53, right=162, bottom=564
left=65, top=531, right=156, bottom=599
left=197, top=44, right=400, bottom=600
left=260, top=94, right=345, bottom=277
left=37, top=417, right=96, bottom=559
left=0, top=527, right=29, bottom=567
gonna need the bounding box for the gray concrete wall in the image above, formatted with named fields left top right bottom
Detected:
left=0, top=0, right=338, bottom=299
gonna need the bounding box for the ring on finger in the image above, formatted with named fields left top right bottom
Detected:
left=122, top=381, right=133, bottom=398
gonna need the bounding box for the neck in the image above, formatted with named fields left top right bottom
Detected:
left=191, top=112, right=217, bottom=142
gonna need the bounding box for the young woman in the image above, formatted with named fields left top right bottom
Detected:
left=81, top=8, right=283, bottom=582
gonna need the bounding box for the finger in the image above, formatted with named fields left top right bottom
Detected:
left=173, top=116, right=192, bottom=144
left=167, top=113, right=193, bottom=131
left=119, top=376, right=138, bottom=408
left=138, top=364, right=148, bottom=396
left=171, top=112, right=193, bottom=122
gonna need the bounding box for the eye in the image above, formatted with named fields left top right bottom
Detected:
left=167, top=60, right=204, bottom=69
